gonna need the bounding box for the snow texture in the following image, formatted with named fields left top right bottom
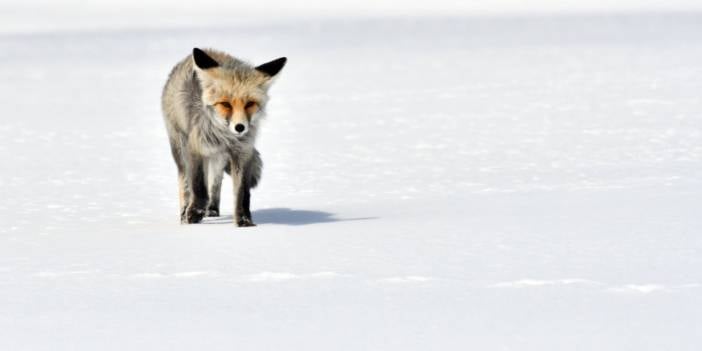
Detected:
left=0, top=13, right=701, bottom=350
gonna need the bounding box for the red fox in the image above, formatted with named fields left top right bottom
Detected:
left=161, top=48, right=286, bottom=226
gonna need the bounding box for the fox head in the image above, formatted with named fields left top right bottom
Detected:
left=192, top=48, right=286, bottom=137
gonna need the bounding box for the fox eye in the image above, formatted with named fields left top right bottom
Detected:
left=245, top=101, right=257, bottom=109
left=215, top=101, right=232, bottom=109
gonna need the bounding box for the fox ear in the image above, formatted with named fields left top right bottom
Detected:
left=192, top=48, right=219, bottom=70
left=255, top=57, right=287, bottom=77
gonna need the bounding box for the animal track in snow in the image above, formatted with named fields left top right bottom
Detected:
left=490, top=278, right=601, bottom=288
left=33, top=270, right=97, bottom=278
left=607, top=284, right=668, bottom=294
left=129, top=271, right=218, bottom=279
left=490, top=279, right=702, bottom=294
left=376, top=276, right=433, bottom=284
left=244, top=271, right=340, bottom=282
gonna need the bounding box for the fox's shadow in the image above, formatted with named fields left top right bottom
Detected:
left=203, top=208, right=375, bottom=226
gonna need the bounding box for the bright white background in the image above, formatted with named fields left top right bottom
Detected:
left=1, top=0, right=702, bottom=32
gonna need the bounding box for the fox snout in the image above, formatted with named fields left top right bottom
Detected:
left=227, top=109, right=250, bottom=136
left=230, top=120, right=249, bottom=136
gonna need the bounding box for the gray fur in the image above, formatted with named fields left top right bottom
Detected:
left=161, top=48, right=284, bottom=226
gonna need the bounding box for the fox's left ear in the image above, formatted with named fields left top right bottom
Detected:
left=193, top=48, right=219, bottom=70
left=255, top=57, right=287, bottom=78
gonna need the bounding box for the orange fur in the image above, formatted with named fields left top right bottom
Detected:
left=210, top=97, right=259, bottom=121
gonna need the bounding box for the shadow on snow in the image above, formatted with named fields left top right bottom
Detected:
left=203, top=207, right=376, bottom=226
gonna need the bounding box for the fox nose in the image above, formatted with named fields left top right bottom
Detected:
left=234, top=124, right=245, bottom=133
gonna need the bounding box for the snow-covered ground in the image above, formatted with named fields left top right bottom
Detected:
left=1, top=14, right=701, bottom=350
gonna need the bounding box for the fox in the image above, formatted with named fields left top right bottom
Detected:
left=161, top=48, right=286, bottom=226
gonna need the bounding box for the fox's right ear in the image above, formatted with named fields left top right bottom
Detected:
left=192, top=48, right=219, bottom=70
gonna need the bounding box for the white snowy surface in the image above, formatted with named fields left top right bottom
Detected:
left=3, top=1, right=702, bottom=33
left=1, top=14, right=701, bottom=350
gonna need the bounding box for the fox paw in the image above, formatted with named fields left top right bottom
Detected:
left=183, top=206, right=206, bottom=224
left=206, top=208, right=220, bottom=217
left=236, top=216, right=256, bottom=227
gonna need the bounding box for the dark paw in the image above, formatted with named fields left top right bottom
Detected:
left=183, top=206, right=206, bottom=224
left=206, top=208, right=220, bottom=217
left=236, top=216, right=256, bottom=227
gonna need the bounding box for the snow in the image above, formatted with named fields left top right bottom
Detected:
left=4, top=1, right=702, bottom=34
left=1, top=13, right=701, bottom=350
